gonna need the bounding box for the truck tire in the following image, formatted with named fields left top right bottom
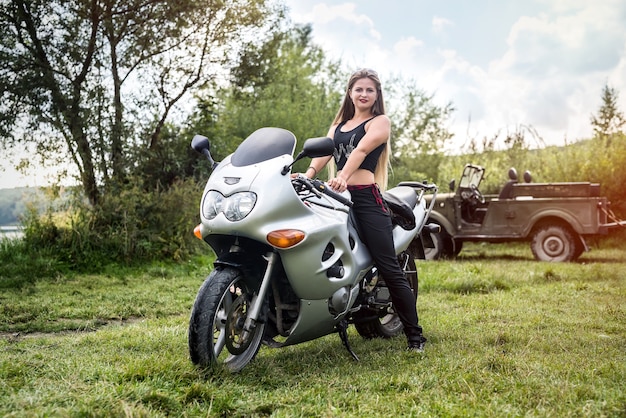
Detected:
left=572, top=238, right=586, bottom=260
left=530, top=224, right=579, bottom=262
left=453, top=239, right=463, bottom=256
left=424, top=229, right=444, bottom=260
left=423, top=221, right=455, bottom=260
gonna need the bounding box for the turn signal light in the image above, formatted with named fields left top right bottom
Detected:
left=193, top=224, right=203, bottom=240
left=267, top=229, right=305, bottom=248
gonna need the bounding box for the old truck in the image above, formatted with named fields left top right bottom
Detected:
left=417, top=164, right=624, bottom=262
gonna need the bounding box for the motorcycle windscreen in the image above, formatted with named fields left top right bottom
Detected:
left=231, top=127, right=297, bottom=167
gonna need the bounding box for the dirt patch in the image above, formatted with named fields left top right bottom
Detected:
left=0, top=316, right=146, bottom=341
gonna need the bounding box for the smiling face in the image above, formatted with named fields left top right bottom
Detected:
left=335, top=69, right=386, bottom=123
left=349, top=77, right=378, bottom=113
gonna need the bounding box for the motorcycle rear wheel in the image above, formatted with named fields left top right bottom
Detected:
left=188, top=266, right=265, bottom=372
left=354, top=250, right=418, bottom=339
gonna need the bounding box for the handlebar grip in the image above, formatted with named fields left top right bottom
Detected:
left=397, top=181, right=438, bottom=191
left=311, top=179, right=353, bottom=207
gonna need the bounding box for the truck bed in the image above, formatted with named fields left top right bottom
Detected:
left=462, top=196, right=610, bottom=239
left=512, top=182, right=601, bottom=198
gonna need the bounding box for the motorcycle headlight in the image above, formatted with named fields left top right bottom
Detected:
left=202, top=190, right=224, bottom=220
left=202, top=190, right=257, bottom=221
left=223, top=192, right=257, bottom=221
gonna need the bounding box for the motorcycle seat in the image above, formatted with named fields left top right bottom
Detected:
left=383, top=186, right=417, bottom=230
left=349, top=186, right=418, bottom=244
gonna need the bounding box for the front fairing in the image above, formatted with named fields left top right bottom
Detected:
left=197, top=127, right=309, bottom=240
left=196, top=128, right=368, bottom=300
left=198, top=153, right=311, bottom=237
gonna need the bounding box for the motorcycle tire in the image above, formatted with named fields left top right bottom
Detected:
left=354, top=250, right=419, bottom=339
left=188, top=266, right=266, bottom=372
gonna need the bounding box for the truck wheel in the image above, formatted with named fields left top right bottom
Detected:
left=424, top=229, right=444, bottom=260
left=453, top=239, right=463, bottom=256
left=572, top=238, right=586, bottom=260
left=423, top=221, right=454, bottom=260
left=530, top=224, right=578, bottom=262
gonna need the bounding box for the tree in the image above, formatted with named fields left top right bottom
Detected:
left=388, top=79, right=455, bottom=183
left=0, top=0, right=283, bottom=205
left=590, top=84, right=625, bottom=144
left=191, top=24, right=345, bottom=175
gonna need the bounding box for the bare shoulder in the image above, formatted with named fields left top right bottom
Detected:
left=362, top=115, right=391, bottom=146
left=327, top=123, right=340, bottom=137
left=366, top=114, right=390, bottom=130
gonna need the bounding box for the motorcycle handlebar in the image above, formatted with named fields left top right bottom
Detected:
left=293, top=175, right=353, bottom=207
left=310, top=179, right=354, bottom=207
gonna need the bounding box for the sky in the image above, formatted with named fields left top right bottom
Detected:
left=2, top=0, right=625, bottom=189
left=284, top=0, right=626, bottom=151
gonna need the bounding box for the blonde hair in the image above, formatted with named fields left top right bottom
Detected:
left=328, top=69, right=391, bottom=190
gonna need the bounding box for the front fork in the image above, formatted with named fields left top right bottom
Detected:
left=242, top=252, right=276, bottom=338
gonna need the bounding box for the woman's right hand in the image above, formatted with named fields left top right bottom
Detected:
left=327, top=176, right=348, bottom=193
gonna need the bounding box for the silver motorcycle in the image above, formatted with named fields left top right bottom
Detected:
left=188, top=127, right=438, bottom=372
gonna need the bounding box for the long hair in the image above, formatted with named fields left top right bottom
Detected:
left=328, top=69, right=391, bottom=190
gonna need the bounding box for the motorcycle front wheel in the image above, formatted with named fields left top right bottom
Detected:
left=354, top=250, right=419, bottom=339
left=188, top=266, right=265, bottom=372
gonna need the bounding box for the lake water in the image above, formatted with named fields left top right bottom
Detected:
left=0, top=226, right=24, bottom=240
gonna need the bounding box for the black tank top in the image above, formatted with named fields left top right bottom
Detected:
left=333, top=117, right=385, bottom=173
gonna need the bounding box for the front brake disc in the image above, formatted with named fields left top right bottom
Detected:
left=224, top=294, right=252, bottom=355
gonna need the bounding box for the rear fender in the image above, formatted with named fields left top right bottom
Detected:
left=525, top=212, right=583, bottom=237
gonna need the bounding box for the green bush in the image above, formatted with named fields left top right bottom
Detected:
left=0, top=238, right=65, bottom=288
left=10, top=178, right=206, bottom=274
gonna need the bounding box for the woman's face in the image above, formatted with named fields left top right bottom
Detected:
left=349, top=77, right=377, bottom=113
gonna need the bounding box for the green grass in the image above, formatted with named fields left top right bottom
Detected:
left=1, top=242, right=625, bottom=417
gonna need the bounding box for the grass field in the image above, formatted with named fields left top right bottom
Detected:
left=1, top=240, right=625, bottom=417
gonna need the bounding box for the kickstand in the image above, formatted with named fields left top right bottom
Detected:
left=337, top=320, right=359, bottom=361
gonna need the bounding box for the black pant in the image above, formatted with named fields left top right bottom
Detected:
left=348, top=184, right=425, bottom=345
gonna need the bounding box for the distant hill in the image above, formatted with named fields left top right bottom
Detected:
left=0, top=187, right=46, bottom=226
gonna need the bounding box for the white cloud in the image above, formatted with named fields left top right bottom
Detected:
left=432, top=16, right=453, bottom=34
left=285, top=0, right=626, bottom=148
left=288, top=2, right=384, bottom=70
left=395, top=36, right=423, bottom=51
left=392, top=36, right=424, bottom=61
left=295, top=2, right=381, bottom=40
left=473, top=0, right=626, bottom=145
left=501, top=5, right=624, bottom=77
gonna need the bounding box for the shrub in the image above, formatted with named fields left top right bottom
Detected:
left=15, top=178, right=206, bottom=273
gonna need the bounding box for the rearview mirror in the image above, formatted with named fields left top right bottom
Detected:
left=191, top=134, right=218, bottom=170
left=191, top=135, right=210, bottom=154
left=301, top=136, right=334, bottom=158
left=282, top=136, right=334, bottom=175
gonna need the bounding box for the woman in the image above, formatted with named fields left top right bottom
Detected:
left=304, top=68, right=427, bottom=352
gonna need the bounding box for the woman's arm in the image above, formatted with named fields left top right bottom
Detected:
left=305, top=155, right=331, bottom=178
